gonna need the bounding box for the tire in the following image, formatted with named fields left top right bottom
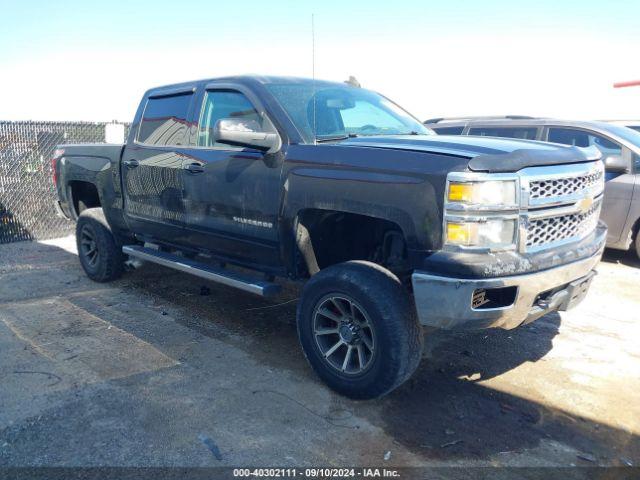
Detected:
left=75, top=208, right=125, bottom=282
left=635, top=229, right=640, bottom=261
left=297, top=261, right=423, bottom=399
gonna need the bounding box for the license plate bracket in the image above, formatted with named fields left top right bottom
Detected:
left=559, top=270, right=597, bottom=311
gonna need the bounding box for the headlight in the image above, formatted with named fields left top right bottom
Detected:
left=448, top=180, right=517, bottom=206
left=446, top=219, right=517, bottom=247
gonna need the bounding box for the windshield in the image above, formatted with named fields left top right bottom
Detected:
left=265, top=82, right=431, bottom=142
left=603, top=123, right=640, bottom=150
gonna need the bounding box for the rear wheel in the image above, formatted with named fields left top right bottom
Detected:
left=76, top=208, right=125, bottom=282
left=297, top=261, right=423, bottom=399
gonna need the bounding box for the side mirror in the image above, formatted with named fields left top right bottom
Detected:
left=604, top=155, right=629, bottom=173
left=213, top=118, right=281, bottom=153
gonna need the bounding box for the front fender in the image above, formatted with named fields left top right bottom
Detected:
left=281, top=166, right=440, bottom=250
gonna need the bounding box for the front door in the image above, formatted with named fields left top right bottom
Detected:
left=180, top=87, right=284, bottom=269
left=600, top=147, right=636, bottom=243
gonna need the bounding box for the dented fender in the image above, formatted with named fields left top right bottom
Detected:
left=280, top=144, right=470, bottom=252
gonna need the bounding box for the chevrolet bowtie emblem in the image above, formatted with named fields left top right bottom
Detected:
left=576, top=196, right=594, bottom=214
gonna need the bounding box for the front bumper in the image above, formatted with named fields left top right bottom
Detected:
left=411, top=238, right=604, bottom=330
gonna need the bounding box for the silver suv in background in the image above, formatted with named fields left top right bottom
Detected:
left=606, top=120, right=640, bottom=133
left=424, top=117, right=640, bottom=258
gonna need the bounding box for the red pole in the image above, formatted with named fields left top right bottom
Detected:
left=613, top=80, right=640, bottom=88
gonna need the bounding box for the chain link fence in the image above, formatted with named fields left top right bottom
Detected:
left=0, top=121, right=130, bottom=244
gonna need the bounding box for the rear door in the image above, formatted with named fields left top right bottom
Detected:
left=179, top=84, right=284, bottom=269
left=545, top=126, right=634, bottom=243
left=122, top=87, right=196, bottom=241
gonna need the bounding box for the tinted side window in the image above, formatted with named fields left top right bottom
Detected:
left=592, top=134, right=620, bottom=151
left=137, top=93, right=193, bottom=146
left=548, top=127, right=622, bottom=155
left=432, top=126, right=464, bottom=135
left=548, top=128, right=590, bottom=147
left=468, top=127, right=538, bottom=139
left=197, top=90, right=269, bottom=148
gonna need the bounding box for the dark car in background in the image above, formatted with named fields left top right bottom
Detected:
left=425, top=117, right=640, bottom=258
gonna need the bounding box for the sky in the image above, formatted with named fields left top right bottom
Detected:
left=0, top=0, right=638, bottom=122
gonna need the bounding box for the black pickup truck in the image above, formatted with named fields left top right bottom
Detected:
left=53, top=76, right=606, bottom=398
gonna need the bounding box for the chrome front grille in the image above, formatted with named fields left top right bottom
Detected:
left=526, top=200, right=602, bottom=249
left=520, top=160, right=605, bottom=251
left=529, top=169, right=603, bottom=200
left=443, top=158, right=604, bottom=254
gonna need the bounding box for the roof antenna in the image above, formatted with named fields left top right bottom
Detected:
left=345, top=76, right=361, bottom=88
left=312, top=13, right=317, bottom=145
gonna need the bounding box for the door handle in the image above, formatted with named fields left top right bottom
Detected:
left=122, top=159, right=139, bottom=168
left=184, top=162, right=205, bottom=174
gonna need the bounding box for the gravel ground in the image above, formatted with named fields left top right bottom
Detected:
left=0, top=236, right=638, bottom=475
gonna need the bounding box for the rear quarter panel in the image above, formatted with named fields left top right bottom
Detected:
left=57, top=144, right=128, bottom=235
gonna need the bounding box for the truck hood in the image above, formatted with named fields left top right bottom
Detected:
left=339, top=135, right=602, bottom=172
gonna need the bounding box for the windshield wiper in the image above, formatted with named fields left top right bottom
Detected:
left=354, top=131, right=426, bottom=137
left=381, top=131, right=423, bottom=136
left=315, top=133, right=358, bottom=143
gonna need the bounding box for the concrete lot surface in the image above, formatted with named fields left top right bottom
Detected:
left=0, top=236, right=638, bottom=474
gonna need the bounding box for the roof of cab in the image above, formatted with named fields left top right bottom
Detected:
left=145, top=75, right=346, bottom=96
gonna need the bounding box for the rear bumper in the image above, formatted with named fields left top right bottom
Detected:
left=411, top=238, right=604, bottom=330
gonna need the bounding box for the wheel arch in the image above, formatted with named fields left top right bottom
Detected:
left=68, top=180, right=101, bottom=218
left=290, top=207, right=412, bottom=279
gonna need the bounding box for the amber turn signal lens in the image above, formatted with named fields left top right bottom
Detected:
left=448, top=182, right=473, bottom=202
left=446, top=222, right=473, bottom=245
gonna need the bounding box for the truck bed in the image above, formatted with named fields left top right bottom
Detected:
left=54, top=143, right=125, bottom=221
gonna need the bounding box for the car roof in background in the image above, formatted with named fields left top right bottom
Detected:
left=424, top=115, right=538, bottom=124
left=425, top=117, right=631, bottom=130
left=426, top=117, right=640, bottom=150
left=603, top=120, right=640, bottom=126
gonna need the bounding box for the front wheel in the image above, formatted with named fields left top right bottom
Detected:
left=297, top=261, right=423, bottom=399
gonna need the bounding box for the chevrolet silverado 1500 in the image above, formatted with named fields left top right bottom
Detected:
left=53, top=76, right=606, bottom=398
